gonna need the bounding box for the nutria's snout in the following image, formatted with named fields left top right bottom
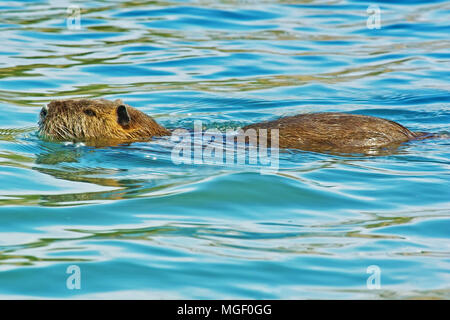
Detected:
left=38, top=98, right=170, bottom=143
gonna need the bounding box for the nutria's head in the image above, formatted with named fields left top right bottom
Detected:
left=38, top=99, right=170, bottom=144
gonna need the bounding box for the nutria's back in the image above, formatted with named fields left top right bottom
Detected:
left=242, top=112, right=421, bottom=153
left=38, top=99, right=169, bottom=144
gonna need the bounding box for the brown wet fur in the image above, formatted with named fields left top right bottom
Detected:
left=39, top=98, right=170, bottom=146
left=242, top=112, right=425, bottom=154
left=39, top=99, right=428, bottom=153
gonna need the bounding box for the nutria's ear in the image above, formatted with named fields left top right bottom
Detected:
left=117, top=105, right=130, bottom=126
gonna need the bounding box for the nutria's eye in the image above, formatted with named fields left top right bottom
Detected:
left=40, top=107, right=47, bottom=118
left=117, top=104, right=130, bottom=126
left=84, top=109, right=96, bottom=116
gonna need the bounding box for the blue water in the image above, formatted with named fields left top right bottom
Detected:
left=0, top=0, right=449, bottom=299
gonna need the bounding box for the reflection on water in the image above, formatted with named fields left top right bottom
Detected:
left=0, top=0, right=449, bottom=299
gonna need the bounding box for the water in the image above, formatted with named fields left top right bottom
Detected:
left=0, top=0, right=449, bottom=299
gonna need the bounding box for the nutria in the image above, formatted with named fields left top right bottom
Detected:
left=38, top=98, right=430, bottom=153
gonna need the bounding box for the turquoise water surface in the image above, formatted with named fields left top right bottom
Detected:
left=0, top=0, right=449, bottom=299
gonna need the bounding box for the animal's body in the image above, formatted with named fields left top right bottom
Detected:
left=38, top=98, right=429, bottom=153
left=242, top=112, right=425, bottom=153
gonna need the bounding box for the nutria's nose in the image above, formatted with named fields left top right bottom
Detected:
left=40, top=105, right=48, bottom=119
